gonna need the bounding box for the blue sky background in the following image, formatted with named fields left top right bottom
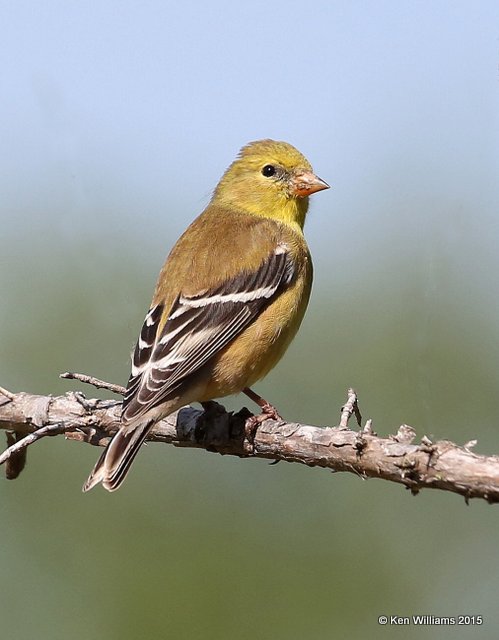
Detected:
left=3, top=1, right=498, bottom=245
left=3, top=0, right=499, bottom=426
left=2, top=3, right=499, bottom=639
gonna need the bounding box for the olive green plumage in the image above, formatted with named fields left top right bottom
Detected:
left=84, top=139, right=328, bottom=492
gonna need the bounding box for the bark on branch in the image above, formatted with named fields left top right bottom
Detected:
left=1, top=378, right=498, bottom=504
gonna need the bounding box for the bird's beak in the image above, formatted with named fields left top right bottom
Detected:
left=290, top=171, right=330, bottom=197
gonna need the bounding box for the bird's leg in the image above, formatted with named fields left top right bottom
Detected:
left=242, top=387, right=282, bottom=421
left=242, top=387, right=282, bottom=450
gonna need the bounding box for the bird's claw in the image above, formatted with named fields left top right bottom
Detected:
left=244, top=403, right=283, bottom=453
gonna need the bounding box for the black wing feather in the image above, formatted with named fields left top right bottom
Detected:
left=122, top=245, right=294, bottom=423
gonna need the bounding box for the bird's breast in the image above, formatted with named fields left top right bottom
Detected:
left=201, top=251, right=312, bottom=399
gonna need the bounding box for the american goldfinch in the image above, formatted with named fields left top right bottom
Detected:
left=84, top=139, right=329, bottom=492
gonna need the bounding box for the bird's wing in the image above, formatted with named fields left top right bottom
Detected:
left=122, top=243, right=294, bottom=423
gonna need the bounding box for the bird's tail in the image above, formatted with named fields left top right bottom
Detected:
left=82, top=422, right=152, bottom=492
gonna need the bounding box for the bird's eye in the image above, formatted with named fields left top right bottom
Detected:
left=261, top=164, right=276, bottom=177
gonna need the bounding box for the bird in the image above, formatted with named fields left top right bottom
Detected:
left=83, top=139, right=329, bottom=492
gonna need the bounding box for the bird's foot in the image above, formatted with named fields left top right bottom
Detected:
left=255, top=400, right=282, bottom=422
left=242, top=387, right=282, bottom=420
left=242, top=388, right=283, bottom=453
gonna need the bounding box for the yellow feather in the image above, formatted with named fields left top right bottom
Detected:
left=83, top=139, right=328, bottom=491
left=213, top=139, right=314, bottom=230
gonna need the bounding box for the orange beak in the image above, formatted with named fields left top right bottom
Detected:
left=291, top=171, right=330, bottom=197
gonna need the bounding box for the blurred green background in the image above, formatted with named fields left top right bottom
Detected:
left=2, top=2, right=499, bottom=638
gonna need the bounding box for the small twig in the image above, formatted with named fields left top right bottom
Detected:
left=362, top=419, right=375, bottom=435
left=339, top=387, right=362, bottom=428
left=0, top=423, right=67, bottom=466
left=5, top=432, right=28, bottom=479
left=60, top=372, right=125, bottom=396
left=0, top=385, right=15, bottom=401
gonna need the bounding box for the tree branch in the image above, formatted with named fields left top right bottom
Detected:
left=1, top=380, right=498, bottom=504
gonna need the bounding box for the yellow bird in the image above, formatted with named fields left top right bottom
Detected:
left=84, top=139, right=329, bottom=491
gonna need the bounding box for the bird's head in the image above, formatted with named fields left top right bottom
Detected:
left=212, top=139, right=329, bottom=230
